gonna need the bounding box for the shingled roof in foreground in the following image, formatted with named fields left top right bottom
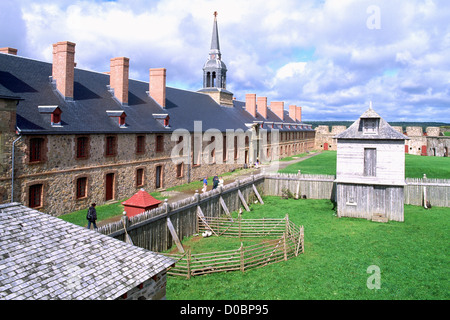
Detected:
left=0, top=202, right=175, bottom=300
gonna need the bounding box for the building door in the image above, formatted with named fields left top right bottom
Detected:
left=105, top=173, right=114, bottom=201
left=155, top=165, right=162, bottom=189
left=373, top=186, right=386, bottom=215
left=405, top=145, right=409, bottom=153
left=421, top=145, right=427, bottom=156
left=324, top=143, right=329, bottom=151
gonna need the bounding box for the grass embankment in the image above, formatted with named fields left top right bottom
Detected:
left=279, top=151, right=450, bottom=179
left=166, top=197, right=450, bottom=300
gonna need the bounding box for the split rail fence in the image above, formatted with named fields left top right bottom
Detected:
left=165, top=214, right=304, bottom=278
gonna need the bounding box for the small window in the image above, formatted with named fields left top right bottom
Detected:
left=52, top=108, right=62, bottom=125
left=222, top=136, right=227, bottom=162
left=156, top=135, right=164, bottom=152
left=29, top=184, right=43, bottom=208
left=29, top=138, right=44, bottom=162
left=363, top=119, right=378, bottom=134
left=119, top=114, right=126, bottom=127
left=136, top=168, right=144, bottom=187
left=136, top=135, right=145, bottom=154
left=106, top=136, right=117, bottom=156
left=176, top=163, right=184, bottom=178
left=76, top=137, right=89, bottom=159
left=76, top=177, right=87, bottom=199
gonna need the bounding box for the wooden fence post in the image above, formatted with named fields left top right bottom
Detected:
left=187, top=250, right=191, bottom=279
left=252, top=184, right=264, bottom=204
left=238, top=209, right=242, bottom=238
left=283, top=232, right=288, bottom=261
left=240, top=242, right=244, bottom=273
left=167, top=216, right=185, bottom=253
left=300, top=226, right=304, bottom=254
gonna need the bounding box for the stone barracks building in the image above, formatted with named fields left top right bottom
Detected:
left=0, top=14, right=315, bottom=216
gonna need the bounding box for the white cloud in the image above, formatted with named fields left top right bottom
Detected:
left=2, top=0, right=450, bottom=122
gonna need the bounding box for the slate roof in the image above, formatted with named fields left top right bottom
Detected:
left=334, top=107, right=409, bottom=140
left=0, top=202, right=174, bottom=300
left=0, top=52, right=312, bottom=135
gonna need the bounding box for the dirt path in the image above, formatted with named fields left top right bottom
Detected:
left=96, top=152, right=322, bottom=227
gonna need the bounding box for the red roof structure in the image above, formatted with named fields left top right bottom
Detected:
left=122, top=189, right=162, bottom=218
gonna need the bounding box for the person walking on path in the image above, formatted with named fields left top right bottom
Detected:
left=86, top=203, right=98, bottom=230
left=202, top=177, right=208, bottom=193
left=212, top=174, right=219, bottom=189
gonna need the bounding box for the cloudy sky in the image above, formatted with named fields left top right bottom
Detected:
left=1, top=0, right=449, bottom=122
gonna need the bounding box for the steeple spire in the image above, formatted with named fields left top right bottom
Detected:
left=198, top=11, right=233, bottom=106
left=202, top=11, right=227, bottom=90
left=210, top=11, right=221, bottom=60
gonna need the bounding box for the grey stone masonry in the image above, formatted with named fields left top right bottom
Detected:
left=0, top=202, right=175, bottom=300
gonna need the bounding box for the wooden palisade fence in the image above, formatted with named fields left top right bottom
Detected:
left=165, top=214, right=304, bottom=279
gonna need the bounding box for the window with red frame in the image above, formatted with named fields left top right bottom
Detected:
left=76, top=177, right=87, bottom=199
left=136, top=168, right=144, bottom=187
left=76, top=137, right=89, bottom=159
left=156, top=135, right=164, bottom=152
left=106, top=136, right=116, bottom=156
left=29, top=138, right=44, bottom=162
left=51, top=108, right=62, bottom=125
left=29, top=184, right=43, bottom=208
left=176, top=163, right=183, bottom=178
left=136, top=135, right=145, bottom=154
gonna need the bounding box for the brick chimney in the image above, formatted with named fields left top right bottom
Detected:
left=0, top=47, right=18, bottom=55
left=289, top=105, right=296, bottom=121
left=245, top=94, right=257, bottom=117
left=257, top=97, right=267, bottom=119
left=52, top=41, right=76, bottom=99
left=149, top=68, right=166, bottom=108
left=110, top=57, right=129, bottom=104
left=296, top=106, right=302, bottom=122
left=271, top=101, right=284, bottom=121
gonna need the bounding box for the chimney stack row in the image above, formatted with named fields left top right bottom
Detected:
left=270, top=101, right=284, bottom=121
left=110, top=57, right=130, bottom=105
left=245, top=94, right=257, bottom=117
left=52, top=41, right=76, bottom=99
left=149, top=68, right=166, bottom=108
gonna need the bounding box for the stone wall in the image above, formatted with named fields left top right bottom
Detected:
left=314, top=125, right=346, bottom=151
left=2, top=128, right=315, bottom=216
left=116, top=270, right=168, bottom=300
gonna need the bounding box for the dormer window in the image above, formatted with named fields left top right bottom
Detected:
left=363, top=118, right=378, bottom=135
left=38, top=105, right=62, bottom=127
left=106, top=110, right=127, bottom=128
left=152, top=113, right=170, bottom=128
left=119, top=113, right=126, bottom=127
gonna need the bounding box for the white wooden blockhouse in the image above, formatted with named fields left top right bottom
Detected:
left=334, top=105, right=409, bottom=222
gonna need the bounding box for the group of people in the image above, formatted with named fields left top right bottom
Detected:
left=202, top=174, right=224, bottom=193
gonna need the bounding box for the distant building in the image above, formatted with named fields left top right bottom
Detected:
left=0, top=202, right=175, bottom=300
left=334, top=105, right=409, bottom=222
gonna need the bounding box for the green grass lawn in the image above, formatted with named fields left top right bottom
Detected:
left=60, top=168, right=256, bottom=226
left=279, top=151, right=450, bottom=179
left=166, top=197, right=450, bottom=300
left=279, top=151, right=337, bottom=175
left=59, top=192, right=164, bottom=226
